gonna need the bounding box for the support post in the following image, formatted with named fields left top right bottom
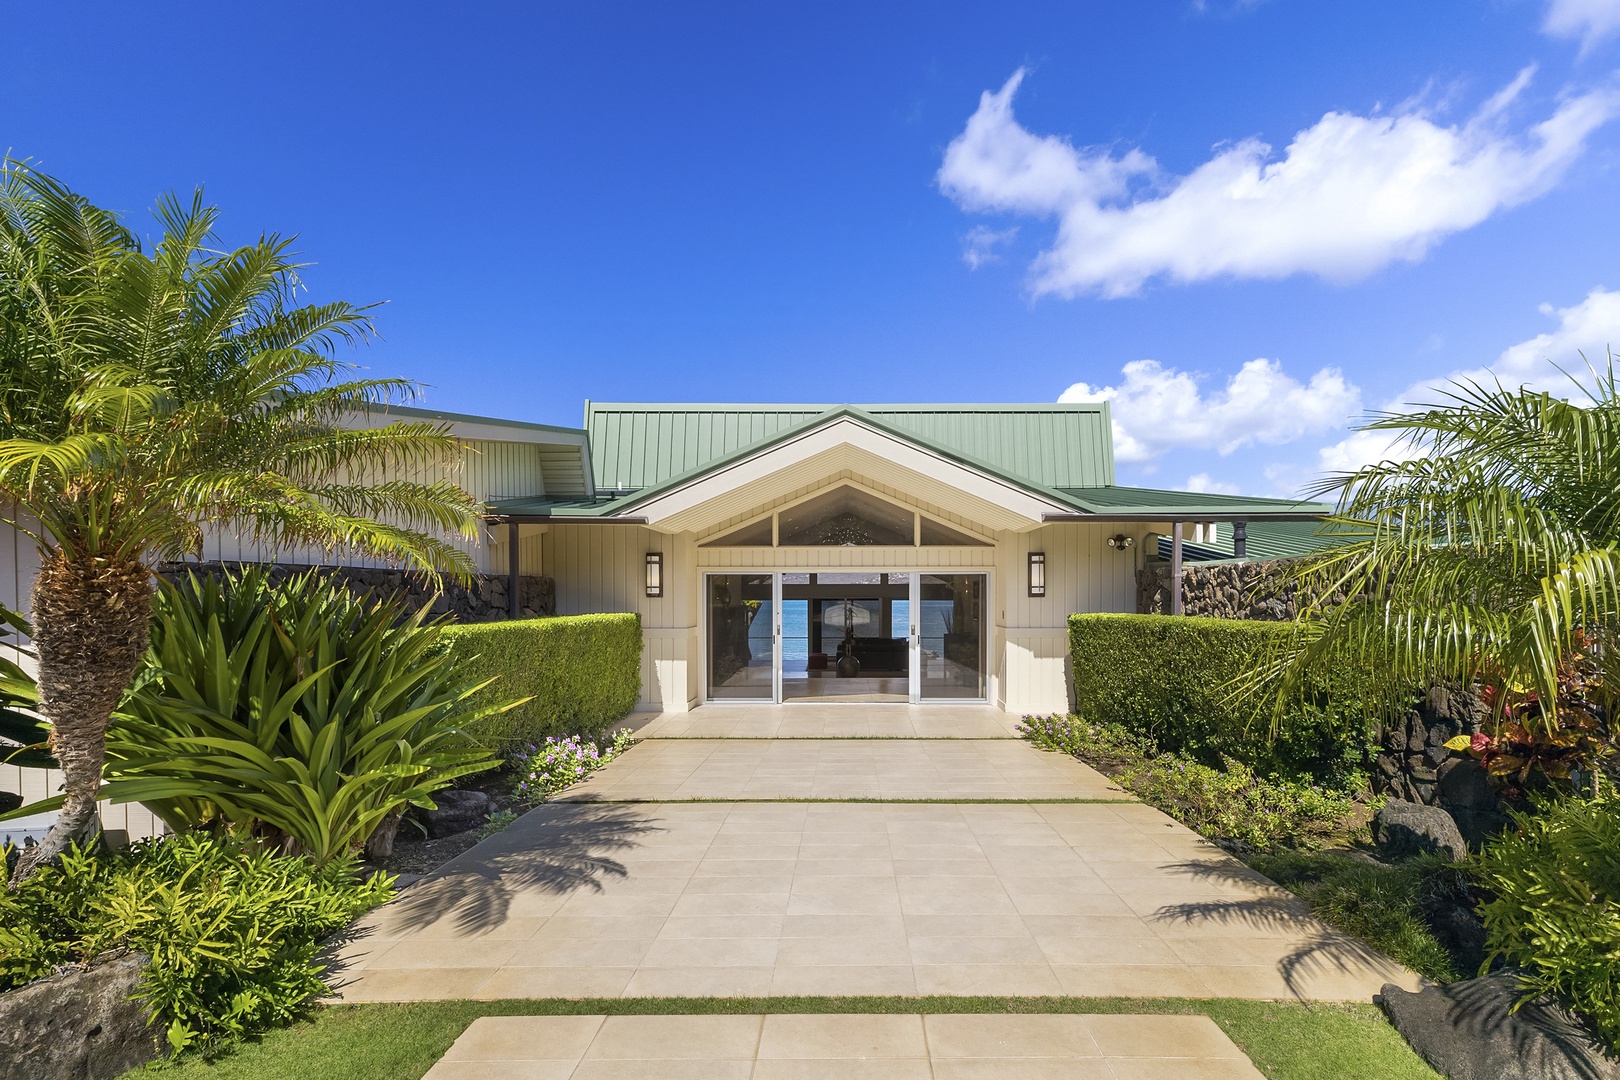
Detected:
left=507, top=520, right=520, bottom=619
left=1170, top=520, right=1184, bottom=616
left=1233, top=520, right=1248, bottom=559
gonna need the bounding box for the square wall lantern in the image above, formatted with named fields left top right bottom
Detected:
left=645, top=552, right=663, bottom=597
left=1027, top=551, right=1046, bottom=597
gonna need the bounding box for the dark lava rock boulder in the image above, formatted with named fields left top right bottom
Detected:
left=1376, top=799, right=1468, bottom=862
left=1381, top=973, right=1620, bottom=1080
left=0, top=951, right=162, bottom=1080
left=418, top=789, right=491, bottom=838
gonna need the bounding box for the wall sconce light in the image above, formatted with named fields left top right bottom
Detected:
left=645, top=552, right=663, bottom=597
left=1106, top=534, right=1135, bottom=551
left=1027, top=551, right=1046, bottom=597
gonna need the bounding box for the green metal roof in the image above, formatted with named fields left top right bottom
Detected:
left=1158, top=519, right=1358, bottom=562
left=1055, top=485, right=1329, bottom=518
left=584, top=402, right=1115, bottom=492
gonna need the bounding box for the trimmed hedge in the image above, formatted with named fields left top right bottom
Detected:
left=443, top=613, right=642, bottom=747
left=1068, top=613, right=1380, bottom=784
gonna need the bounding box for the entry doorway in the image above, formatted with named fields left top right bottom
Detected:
left=704, top=571, right=987, bottom=704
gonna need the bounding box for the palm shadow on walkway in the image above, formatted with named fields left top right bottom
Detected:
left=375, top=802, right=664, bottom=936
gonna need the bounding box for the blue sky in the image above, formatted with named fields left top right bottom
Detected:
left=10, top=1, right=1620, bottom=496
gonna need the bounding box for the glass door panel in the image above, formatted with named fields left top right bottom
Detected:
left=781, top=572, right=909, bottom=702
left=919, top=573, right=987, bottom=700
left=707, top=574, right=775, bottom=700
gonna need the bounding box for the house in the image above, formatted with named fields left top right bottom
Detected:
left=0, top=400, right=1328, bottom=718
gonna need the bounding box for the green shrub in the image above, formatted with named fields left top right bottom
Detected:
left=1249, top=851, right=1468, bottom=983
left=101, top=569, right=505, bottom=863
left=0, top=834, right=392, bottom=1054
left=1474, top=794, right=1620, bottom=1046
left=1068, top=613, right=1385, bottom=784
left=1020, top=714, right=1361, bottom=850
left=443, top=613, right=642, bottom=747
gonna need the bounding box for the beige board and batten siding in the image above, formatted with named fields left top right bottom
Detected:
left=543, top=524, right=699, bottom=712
left=993, top=523, right=1151, bottom=715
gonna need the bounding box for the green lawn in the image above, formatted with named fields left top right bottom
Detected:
left=130, top=996, right=1438, bottom=1080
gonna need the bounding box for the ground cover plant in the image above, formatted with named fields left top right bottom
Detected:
left=1247, top=851, right=1473, bottom=983
left=0, top=834, right=392, bottom=1055
left=443, top=614, right=642, bottom=748
left=116, top=997, right=1440, bottom=1080
left=0, top=162, right=482, bottom=881
left=1019, top=714, right=1361, bottom=850
left=1473, top=793, right=1620, bottom=1046
left=510, top=728, right=636, bottom=803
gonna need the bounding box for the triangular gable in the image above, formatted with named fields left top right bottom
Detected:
left=615, top=410, right=1074, bottom=534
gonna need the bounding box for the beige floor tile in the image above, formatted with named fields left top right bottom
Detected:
left=641, top=936, right=780, bottom=967
left=365, top=938, right=523, bottom=971
left=584, top=1014, right=762, bottom=1058
left=502, top=936, right=656, bottom=968
left=929, top=1061, right=1115, bottom=1080
left=777, top=935, right=914, bottom=967
left=1105, top=1059, right=1267, bottom=1080
left=751, top=1062, right=932, bottom=1080
left=768, top=965, right=920, bottom=994
left=331, top=966, right=495, bottom=1001
left=473, top=965, right=636, bottom=998
left=422, top=1061, right=576, bottom=1080
left=1034, top=935, right=1185, bottom=966
left=1051, top=964, right=1214, bottom=997
left=621, top=965, right=776, bottom=996
left=440, top=1015, right=603, bottom=1060
left=758, top=1014, right=927, bottom=1059
left=908, top=936, right=1047, bottom=965
left=924, top=1014, right=1102, bottom=1058
left=1082, top=1014, right=1244, bottom=1058
left=912, top=963, right=1064, bottom=995
left=570, top=1061, right=753, bottom=1080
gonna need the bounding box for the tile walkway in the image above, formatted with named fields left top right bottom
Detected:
left=422, top=1013, right=1267, bottom=1079
left=328, top=703, right=1419, bottom=1078
left=552, top=738, right=1126, bottom=802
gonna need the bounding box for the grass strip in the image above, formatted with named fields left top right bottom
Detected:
left=136, top=996, right=1436, bottom=1080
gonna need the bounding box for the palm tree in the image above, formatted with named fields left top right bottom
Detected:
left=1263, top=368, right=1620, bottom=787
left=0, top=162, right=481, bottom=882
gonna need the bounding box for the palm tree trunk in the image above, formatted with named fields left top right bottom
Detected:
left=8, top=551, right=151, bottom=885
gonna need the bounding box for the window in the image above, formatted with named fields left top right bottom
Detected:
left=777, top=486, right=915, bottom=546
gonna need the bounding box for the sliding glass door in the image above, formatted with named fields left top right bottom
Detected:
left=705, top=571, right=987, bottom=703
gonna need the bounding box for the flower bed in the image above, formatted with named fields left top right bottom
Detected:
left=511, top=729, right=636, bottom=803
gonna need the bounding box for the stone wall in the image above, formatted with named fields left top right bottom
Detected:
left=157, top=563, right=556, bottom=623
left=1136, top=559, right=1298, bottom=621
left=1375, top=684, right=1506, bottom=848
left=0, top=951, right=161, bottom=1080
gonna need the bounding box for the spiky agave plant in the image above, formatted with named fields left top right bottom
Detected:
left=1256, top=364, right=1620, bottom=790
left=0, top=162, right=481, bottom=882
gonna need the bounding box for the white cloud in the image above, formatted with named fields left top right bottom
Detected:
left=961, top=225, right=1017, bottom=269
left=1315, top=286, right=1620, bottom=472
left=940, top=68, right=1619, bottom=297
left=1059, top=357, right=1360, bottom=464
left=1185, top=472, right=1241, bottom=495
left=1545, top=0, right=1620, bottom=52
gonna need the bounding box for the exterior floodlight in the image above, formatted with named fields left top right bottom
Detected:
left=1027, top=551, right=1046, bottom=597
left=645, top=552, right=663, bottom=597
left=1107, top=534, right=1135, bottom=550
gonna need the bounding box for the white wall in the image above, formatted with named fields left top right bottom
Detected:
left=543, top=524, right=700, bottom=713
left=992, top=523, right=1151, bottom=715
